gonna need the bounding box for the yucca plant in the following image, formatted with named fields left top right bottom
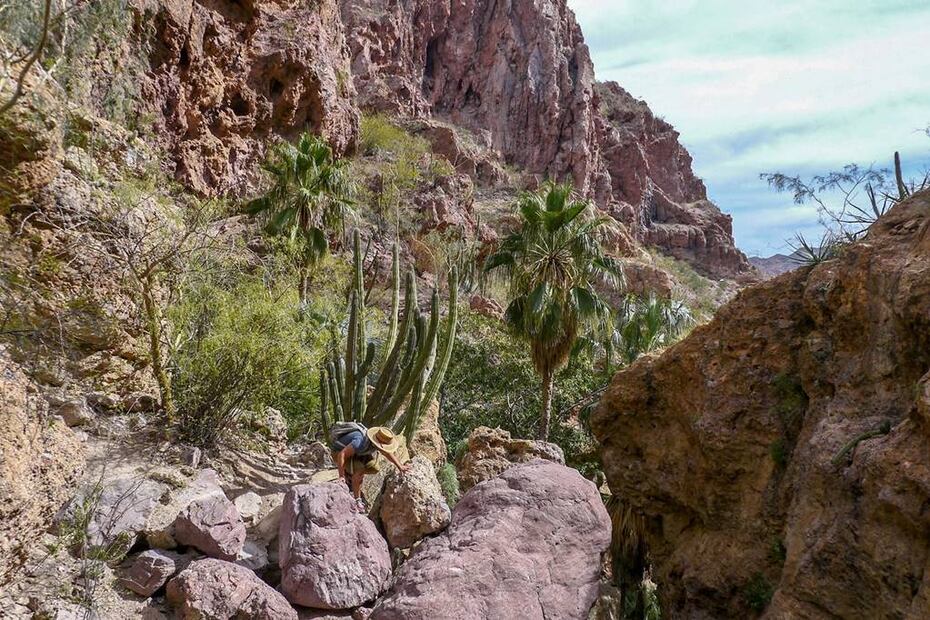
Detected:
left=787, top=231, right=843, bottom=267
left=246, top=133, right=355, bottom=304
left=320, top=230, right=458, bottom=444
left=485, top=182, right=622, bottom=440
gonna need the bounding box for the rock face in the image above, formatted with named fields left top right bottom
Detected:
left=379, top=456, right=451, bottom=549
left=592, top=191, right=930, bottom=618
left=371, top=460, right=611, bottom=619
left=166, top=558, right=298, bottom=619
left=278, top=483, right=391, bottom=609
left=340, top=0, right=752, bottom=277
left=456, top=426, right=565, bottom=491
left=134, top=0, right=360, bottom=195
left=0, top=348, right=84, bottom=583
left=174, top=494, right=247, bottom=561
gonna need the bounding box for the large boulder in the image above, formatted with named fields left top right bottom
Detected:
left=455, top=426, right=564, bottom=491
left=591, top=192, right=930, bottom=617
left=145, top=469, right=226, bottom=549
left=174, top=495, right=246, bottom=561
left=166, top=558, right=297, bottom=619
left=371, top=460, right=611, bottom=619
left=379, top=456, right=451, bottom=549
left=408, top=399, right=447, bottom=468
left=278, top=483, right=391, bottom=609
left=55, top=475, right=167, bottom=556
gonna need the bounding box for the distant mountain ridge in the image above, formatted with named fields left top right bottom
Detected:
left=749, top=251, right=802, bottom=278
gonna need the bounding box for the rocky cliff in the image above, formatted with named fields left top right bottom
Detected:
left=593, top=190, right=930, bottom=617
left=340, top=0, right=753, bottom=277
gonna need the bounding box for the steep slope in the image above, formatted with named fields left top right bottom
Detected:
left=592, top=191, right=930, bottom=617
left=340, top=0, right=753, bottom=278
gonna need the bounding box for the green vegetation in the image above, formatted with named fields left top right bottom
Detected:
left=485, top=182, right=622, bottom=439
left=170, top=279, right=323, bottom=447
left=442, top=312, right=604, bottom=475
left=742, top=573, right=774, bottom=613
left=770, top=439, right=787, bottom=469
left=772, top=373, right=807, bottom=427
left=247, top=133, right=355, bottom=304
left=607, top=294, right=694, bottom=367
left=320, top=230, right=458, bottom=444
left=436, top=463, right=461, bottom=507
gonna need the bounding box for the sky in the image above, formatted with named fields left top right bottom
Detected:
left=567, top=0, right=930, bottom=256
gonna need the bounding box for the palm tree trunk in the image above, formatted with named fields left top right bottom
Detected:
left=538, top=368, right=554, bottom=440
left=299, top=268, right=309, bottom=305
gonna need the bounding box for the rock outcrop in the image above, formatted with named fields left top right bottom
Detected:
left=120, top=550, right=182, bottom=596
left=593, top=191, right=930, bottom=617
left=0, top=348, right=84, bottom=584
left=379, top=456, right=451, bottom=549
left=339, top=0, right=752, bottom=277
left=166, top=558, right=298, bottom=619
left=278, top=483, right=391, bottom=609
left=371, top=460, right=611, bottom=619
left=456, top=426, right=565, bottom=491
left=134, top=0, right=360, bottom=194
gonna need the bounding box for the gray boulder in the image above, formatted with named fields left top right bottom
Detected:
left=379, top=456, right=451, bottom=549
left=145, top=469, right=226, bottom=549
left=371, top=460, right=611, bottom=620
left=166, top=558, right=297, bottom=619
left=279, top=483, right=391, bottom=609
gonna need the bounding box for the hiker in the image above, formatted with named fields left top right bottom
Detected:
left=330, top=422, right=409, bottom=512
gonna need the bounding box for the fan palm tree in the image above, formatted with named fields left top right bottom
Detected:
left=247, top=133, right=355, bottom=304
left=610, top=294, right=694, bottom=366
left=485, top=182, right=622, bottom=439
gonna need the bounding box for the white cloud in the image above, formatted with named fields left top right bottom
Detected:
left=568, top=0, right=930, bottom=255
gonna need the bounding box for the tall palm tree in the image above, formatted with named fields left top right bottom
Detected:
left=247, top=133, right=355, bottom=304
left=485, top=182, right=622, bottom=439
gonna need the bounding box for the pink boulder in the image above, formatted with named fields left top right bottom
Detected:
left=166, top=558, right=297, bottom=619
left=279, top=483, right=391, bottom=609
left=174, top=495, right=246, bottom=561
left=370, top=460, right=611, bottom=619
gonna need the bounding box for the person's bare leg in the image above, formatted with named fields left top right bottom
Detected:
left=351, top=470, right=365, bottom=499
left=335, top=445, right=355, bottom=486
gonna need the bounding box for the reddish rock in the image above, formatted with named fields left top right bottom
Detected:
left=174, top=495, right=246, bottom=561
left=468, top=295, right=504, bottom=321
left=593, top=191, right=930, bottom=617
left=370, top=460, right=611, bottom=619
left=166, top=558, right=297, bottom=619
left=278, top=483, right=391, bottom=609
left=120, top=550, right=180, bottom=597
left=341, top=0, right=753, bottom=278
left=134, top=0, right=359, bottom=195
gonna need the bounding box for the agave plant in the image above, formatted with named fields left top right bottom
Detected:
left=320, top=230, right=458, bottom=444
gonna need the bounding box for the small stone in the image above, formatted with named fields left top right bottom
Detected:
left=236, top=539, right=269, bottom=572
left=120, top=550, right=178, bottom=597
left=233, top=491, right=262, bottom=523
left=53, top=397, right=94, bottom=427
left=180, top=446, right=201, bottom=468
left=121, top=391, right=159, bottom=413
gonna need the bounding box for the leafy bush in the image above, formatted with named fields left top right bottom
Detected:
left=170, top=278, right=328, bottom=447
left=436, top=463, right=461, bottom=507
left=742, top=573, right=774, bottom=612
left=441, top=312, right=604, bottom=476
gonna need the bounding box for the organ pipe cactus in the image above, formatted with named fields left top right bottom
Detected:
left=320, top=229, right=458, bottom=444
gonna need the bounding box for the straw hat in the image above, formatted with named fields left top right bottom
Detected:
left=366, top=426, right=402, bottom=453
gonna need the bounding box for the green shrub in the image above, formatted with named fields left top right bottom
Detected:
left=742, top=573, right=774, bottom=613
left=441, top=313, right=603, bottom=476
left=436, top=463, right=461, bottom=507
left=170, top=278, right=326, bottom=447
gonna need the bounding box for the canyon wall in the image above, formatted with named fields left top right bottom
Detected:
left=340, top=0, right=753, bottom=277
left=592, top=191, right=930, bottom=617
